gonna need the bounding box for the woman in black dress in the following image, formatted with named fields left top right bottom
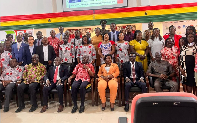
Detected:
left=180, top=33, right=197, bottom=93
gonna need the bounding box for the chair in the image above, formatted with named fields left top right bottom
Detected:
left=16, top=79, right=44, bottom=107
left=67, top=77, right=95, bottom=107
left=95, top=76, right=122, bottom=107
left=41, top=80, right=68, bottom=107
left=147, top=76, right=180, bottom=92
left=119, top=92, right=197, bottom=123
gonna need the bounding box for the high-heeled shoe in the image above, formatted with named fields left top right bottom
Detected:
left=102, top=103, right=106, bottom=111
left=110, top=103, right=114, bottom=111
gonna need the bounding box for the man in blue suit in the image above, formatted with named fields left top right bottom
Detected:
left=108, top=23, right=120, bottom=42
left=12, top=35, right=28, bottom=66
left=23, top=35, right=37, bottom=65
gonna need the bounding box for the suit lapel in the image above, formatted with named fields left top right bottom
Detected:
left=48, top=45, right=51, bottom=61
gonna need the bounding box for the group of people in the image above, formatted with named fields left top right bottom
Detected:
left=0, top=20, right=197, bottom=113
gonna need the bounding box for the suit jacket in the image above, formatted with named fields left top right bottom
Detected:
left=35, top=45, right=56, bottom=64
left=34, top=39, right=43, bottom=46
left=123, top=61, right=144, bottom=81
left=12, top=42, right=28, bottom=63
left=108, top=31, right=120, bottom=42
left=44, top=65, right=68, bottom=83
left=98, top=63, right=120, bottom=81
left=23, top=45, right=37, bottom=65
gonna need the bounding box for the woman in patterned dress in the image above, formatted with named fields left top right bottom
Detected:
left=77, top=35, right=96, bottom=64
left=160, top=37, right=179, bottom=81
left=98, top=33, right=115, bottom=64
left=180, top=33, right=197, bottom=93
left=115, top=33, right=129, bottom=64
left=129, top=30, right=149, bottom=72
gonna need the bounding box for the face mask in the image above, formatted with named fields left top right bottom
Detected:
left=188, top=42, right=195, bottom=46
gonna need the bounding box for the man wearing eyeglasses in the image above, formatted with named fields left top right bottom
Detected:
left=123, top=52, right=147, bottom=112
left=23, top=35, right=37, bottom=66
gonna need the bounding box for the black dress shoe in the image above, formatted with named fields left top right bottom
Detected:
left=29, top=106, right=38, bottom=112
left=15, top=106, right=25, bottom=113
left=124, top=103, right=129, bottom=112
left=3, top=107, right=9, bottom=112
left=79, top=106, right=85, bottom=113
left=71, top=106, right=78, bottom=113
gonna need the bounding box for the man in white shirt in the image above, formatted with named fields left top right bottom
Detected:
left=35, top=37, right=56, bottom=71
left=123, top=53, right=147, bottom=112
left=40, top=57, right=68, bottom=113
left=56, top=26, right=65, bottom=41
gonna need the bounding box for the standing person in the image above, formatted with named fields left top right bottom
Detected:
left=148, top=28, right=165, bottom=61
left=36, top=37, right=56, bottom=71
left=161, top=38, right=179, bottom=81
left=48, top=30, right=63, bottom=57
left=86, top=32, right=91, bottom=44
left=100, top=20, right=110, bottom=36
left=108, top=23, right=120, bottom=42
left=124, top=25, right=134, bottom=42
left=40, top=57, right=68, bottom=113
left=115, top=33, right=129, bottom=64
left=4, top=40, right=12, bottom=52
left=98, top=54, right=119, bottom=111
left=123, top=53, right=146, bottom=112
left=59, top=34, right=75, bottom=73
left=70, top=30, right=82, bottom=64
left=0, top=43, right=12, bottom=70
left=64, top=30, right=72, bottom=43
left=15, top=54, right=46, bottom=113
left=23, top=36, right=37, bottom=66
left=23, top=33, right=29, bottom=44
left=143, top=30, right=150, bottom=42
left=180, top=33, right=197, bottom=93
left=163, top=25, right=182, bottom=50
left=98, top=33, right=115, bottom=64
left=130, top=30, right=149, bottom=72
left=34, top=31, right=43, bottom=46
left=6, top=34, right=14, bottom=44
left=91, top=27, right=103, bottom=72
left=12, top=35, right=28, bottom=66
left=147, top=21, right=154, bottom=37
left=56, top=26, right=65, bottom=41
left=0, top=58, right=23, bottom=112
left=68, top=55, right=95, bottom=113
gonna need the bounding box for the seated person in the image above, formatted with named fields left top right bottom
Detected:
left=0, top=58, right=23, bottom=112
left=40, top=57, right=68, bottom=113
left=146, top=52, right=178, bottom=92
left=68, top=55, right=95, bottom=113
left=15, top=54, right=46, bottom=113
left=123, top=53, right=147, bottom=112
left=98, top=54, right=119, bottom=111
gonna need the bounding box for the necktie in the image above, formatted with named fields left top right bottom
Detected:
left=113, top=34, right=115, bottom=41
left=132, top=63, right=136, bottom=83
left=60, top=34, right=62, bottom=41
left=53, top=66, right=59, bottom=83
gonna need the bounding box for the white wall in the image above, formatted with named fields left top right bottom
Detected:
left=0, top=0, right=53, bottom=16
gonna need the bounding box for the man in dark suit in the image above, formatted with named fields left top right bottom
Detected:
left=23, top=35, right=37, bottom=65
left=40, top=57, right=68, bottom=113
left=35, top=37, right=56, bottom=71
left=34, top=31, right=43, bottom=46
left=123, top=53, right=147, bottom=112
left=12, top=35, right=28, bottom=66
left=108, top=23, right=120, bottom=42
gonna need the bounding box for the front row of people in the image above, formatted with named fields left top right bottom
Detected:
left=0, top=52, right=178, bottom=113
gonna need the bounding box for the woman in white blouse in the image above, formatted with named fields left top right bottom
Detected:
left=147, top=28, right=165, bottom=61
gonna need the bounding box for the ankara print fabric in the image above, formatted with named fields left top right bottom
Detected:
left=23, top=62, right=46, bottom=83
left=48, top=37, right=63, bottom=57
left=72, top=63, right=95, bottom=82
left=0, top=65, right=24, bottom=83
left=59, top=43, right=75, bottom=63
left=1, top=51, right=12, bottom=70
left=77, top=44, right=96, bottom=63
left=98, top=41, right=115, bottom=64
left=115, top=41, right=129, bottom=63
